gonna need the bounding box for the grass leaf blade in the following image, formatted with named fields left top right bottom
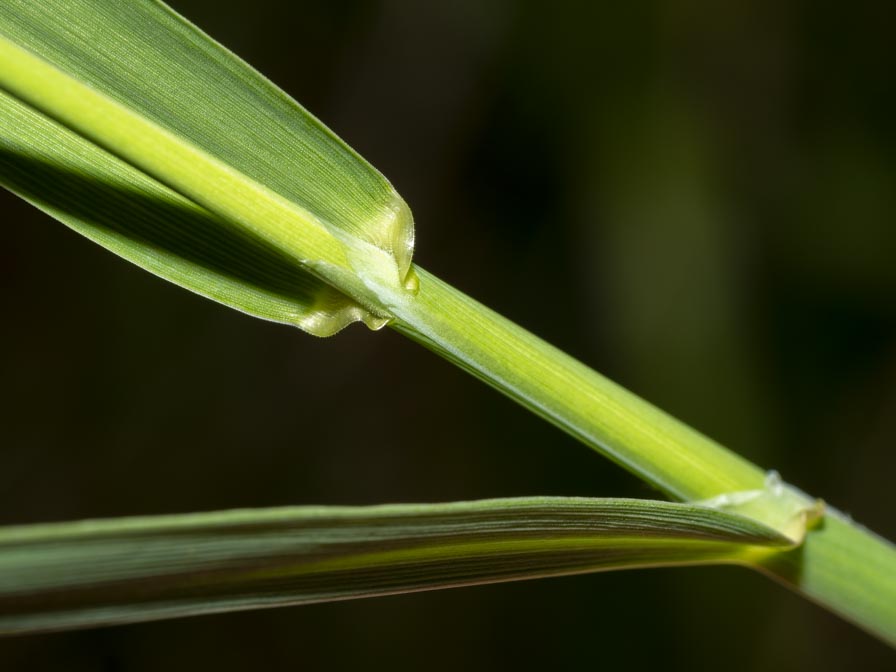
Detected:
left=0, top=497, right=792, bottom=635
left=0, top=0, right=414, bottom=334
left=0, top=92, right=370, bottom=334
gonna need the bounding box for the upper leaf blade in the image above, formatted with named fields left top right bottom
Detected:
left=0, top=0, right=414, bottom=334
left=0, top=497, right=793, bottom=635
left=0, top=91, right=373, bottom=334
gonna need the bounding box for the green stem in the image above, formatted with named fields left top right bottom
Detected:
left=389, top=268, right=896, bottom=646
left=390, top=267, right=765, bottom=501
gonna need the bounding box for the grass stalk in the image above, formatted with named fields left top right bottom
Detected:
left=389, top=268, right=766, bottom=501
left=388, top=268, right=896, bottom=646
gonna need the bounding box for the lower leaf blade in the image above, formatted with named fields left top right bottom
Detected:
left=0, top=497, right=793, bottom=635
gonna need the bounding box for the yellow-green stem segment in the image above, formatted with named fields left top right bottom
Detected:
left=390, top=268, right=766, bottom=501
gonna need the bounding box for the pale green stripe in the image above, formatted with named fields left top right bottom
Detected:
left=0, top=34, right=348, bottom=271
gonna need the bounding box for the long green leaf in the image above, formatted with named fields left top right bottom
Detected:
left=0, top=89, right=362, bottom=333
left=0, top=0, right=414, bottom=336
left=0, top=497, right=793, bottom=635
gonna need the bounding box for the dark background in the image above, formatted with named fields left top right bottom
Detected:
left=2, top=0, right=895, bottom=669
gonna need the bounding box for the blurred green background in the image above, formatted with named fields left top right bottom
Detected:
left=2, top=0, right=895, bottom=669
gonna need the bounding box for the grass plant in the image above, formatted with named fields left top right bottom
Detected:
left=0, top=0, right=893, bottom=650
